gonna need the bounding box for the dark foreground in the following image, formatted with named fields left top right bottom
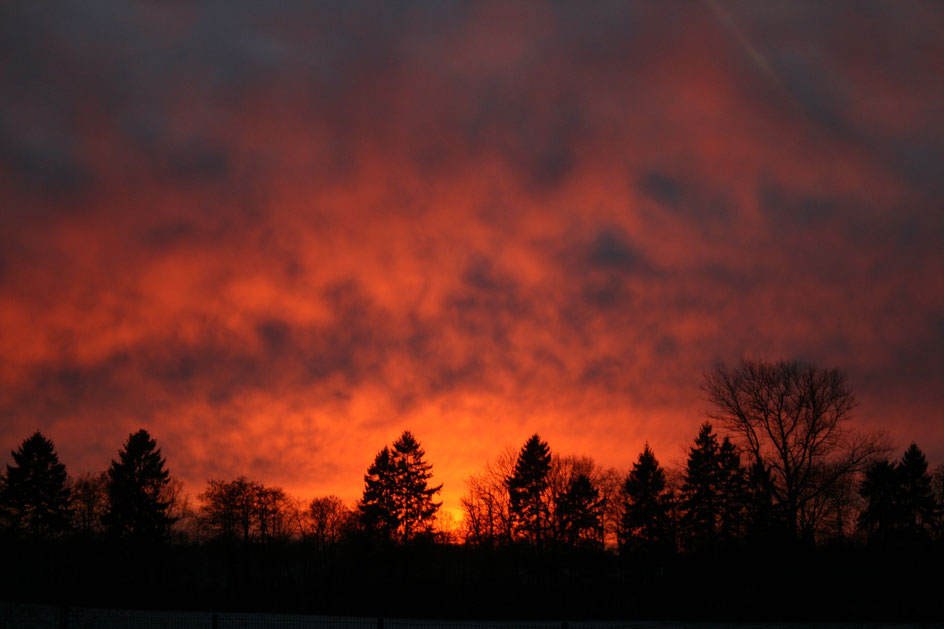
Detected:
left=2, top=537, right=942, bottom=623
left=2, top=603, right=941, bottom=629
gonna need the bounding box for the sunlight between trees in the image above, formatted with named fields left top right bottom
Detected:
left=1, top=360, right=941, bottom=549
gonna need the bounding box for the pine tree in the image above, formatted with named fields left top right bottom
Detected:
left=0, top=432, right=72, bottom=537
left=679, top=423, right=745, bottom=548
left=619, top=444, right=671, bottom=551
left=505, top=434, right=552, bottom=546
left=392, top=431, right=442, bottom=540
left=359, top=446, right=400, bottom=541
left=555, top=472, right=605, bottom=548
left=104, top=429, right=175, bottom=542
left=858, top=458, right=899, bottom=541
left=859, top=444, right=938, bottom=543
left=358, top=431, right=442, bottom=543
left=896, top=443, right=937, bottom=538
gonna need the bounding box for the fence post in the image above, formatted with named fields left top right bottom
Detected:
left=212, top=612, right=219, bottom=629
left=377, top=617, right=384, bottom=629
left=58, top=605, right=69, bottom=629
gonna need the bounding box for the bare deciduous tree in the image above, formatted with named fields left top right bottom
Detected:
left=304, top=495, right=351, bottom=548
left=461, top=446, right=517, bottom=545
left=704, top=360, right=889, bottom=539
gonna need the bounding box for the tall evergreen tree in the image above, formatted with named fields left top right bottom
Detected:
left=555, top=472, right=605, bottom=548
left=859, top=444, right=938, bottom=543
left=358, top=431, right=441, bottom=543
left=679, top=423, right=745, bottom=547
left=0, top=432, right=72, bottom=537
left=896, top=443, right=937, bottom=538
left=858, top=458, right=899, bottom=541
left=619, top=444, right=671, bottom=551
left=360, top=447, right=399, bottom=541
left=505, top=434, right=552, bottom=546
left=104, top=429, right=175, bottom=542
left=392, top=431, right=442, bottom=540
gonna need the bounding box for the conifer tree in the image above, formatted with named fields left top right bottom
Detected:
left=0, top=432, right=72, bottom=537
left=858, top=458, right=899, bottom=541
left=359, top=431, right=441, bottom=542
left=679, top=423, right=745, bottom=547
left=104, top=429, right=175, bottom=542
left=393, top=431, right=442, bottom=540
left=859, top=444, right=938, bottom=543
left=896, top=443, right=937, bottom=538
left=619, top=444, right=671, bottom=551
left=360, top=446, right=400, bottom=541
left=505, top=434, right=552, bottom=546
left=555, top=472, right=605, bottom=548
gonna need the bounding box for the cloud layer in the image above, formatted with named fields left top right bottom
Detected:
left=2, top=1, right=943, bottom=511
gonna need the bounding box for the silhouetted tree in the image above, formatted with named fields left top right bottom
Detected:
left=392, top=431, right=442, bottom=540
left=104, top=429, right=175, bottom=542
left=461, top=447, right=516, bottom=545
left=704, top=360, right=889, bottom=539
left=858, top=459, right=900, bottom=542
left=304, top=495, right=351, bottom=548
left=555, top=472, right=605, bottom=548
left=679, top=423, right=745, bottom=548
left=619, top=444, right=672, bottom=551
left=359, top=431, right=441, bottom=543
left=859, top=444, right=938, bottom=544
left=0, top=432, right=72, bottom=537
left=933, top=463, right=944, bottom=536
left=897, top=444, right=937, bottom=539
left=255, top=485, right=298, bottom=542
left=71, top=471, right=108, bottom=535
left=199, top=477, right=298, bottom=542
left=506, top=434, right=552, bottom=546
left=200, top=477, right=259, bottom=541
left=360, top=446, right=399, bottom=541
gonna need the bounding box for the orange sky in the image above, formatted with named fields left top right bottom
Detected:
left=1, top=1, right=943, bottom=517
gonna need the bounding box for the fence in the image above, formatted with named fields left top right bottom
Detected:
left=0, top=604, right=934, bottom=629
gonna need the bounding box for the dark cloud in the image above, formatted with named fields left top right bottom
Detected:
left=639, top=172, right=683, bottom=208
left=1, top=0, right=942, bottom=506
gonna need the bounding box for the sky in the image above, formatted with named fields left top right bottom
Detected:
left=1, top=1, right=943, bottom=517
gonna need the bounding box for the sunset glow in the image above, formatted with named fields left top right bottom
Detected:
left=2, top=1, right=943, bottom=517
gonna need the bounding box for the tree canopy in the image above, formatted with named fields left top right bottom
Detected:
left=104, top=429, right=176, bottom=542
left=505, top=434, right=552, bottom=546
left=620, top=444, right=671, bottom=551
left=0, top=432, right=72, bottom=537
left=358, top=430, right=441, bottom=542
left=704, top=359, right=889, bottom=539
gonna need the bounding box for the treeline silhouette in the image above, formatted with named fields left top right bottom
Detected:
left=1, top=360, right=942, bottom=620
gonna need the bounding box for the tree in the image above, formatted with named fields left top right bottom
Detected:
left=0, top=432, right=72, bottom=537
left=933, top=463, right=944, bottom=536
left=392, top=431, right=442, bottom=540
left=619, top=444, right=672, bottom=551
left=304, top=495, right=352, bottom=548
left=505, top=434, right=552, bottom=546
left=359, top=446, right=400, bottom=541
left=461, top=447, right=517, bottom=545
left=358, top=431, right=442, bottom=543
left=895, top=444, right=936, bottom=539
left=104, top=429, right=176, bottom=542
left=704, top=360, right=889, bottom=539
left=71, top=471, right=108, bottom=535
left=555, top=472, right=605, bottom=548
left=858, top=459, right=900, bottom=542
left=679, top=423, right=745, bottom=548
left=199, top=477, right=298, bottom=542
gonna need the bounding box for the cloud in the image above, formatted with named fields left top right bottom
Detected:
left=1, top=0, right=942, bottom=511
